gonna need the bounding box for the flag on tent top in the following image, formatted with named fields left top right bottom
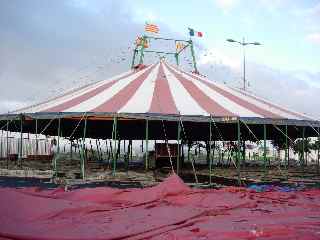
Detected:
left=176, top=42, right=185, bottom=51
left=188, top=28, right=203, bottom=37
left=145, top=23, right=159, bottom=33
left=135, top=37, right=149, bottom=48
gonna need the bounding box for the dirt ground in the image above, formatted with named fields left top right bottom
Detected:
left=0, top=157, right=320, bottom=188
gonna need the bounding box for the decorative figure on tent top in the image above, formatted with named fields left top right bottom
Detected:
left=131, top=24, right=201, bottom=74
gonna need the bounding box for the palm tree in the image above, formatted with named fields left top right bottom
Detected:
left=311, top=140, right=320, bottom=171
left=271, top=138, right=287, bottom=161
left=293, top=138, right=312, bottom=166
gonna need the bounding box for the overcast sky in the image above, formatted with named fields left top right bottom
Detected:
left=0, top=0, right=319, bottom=118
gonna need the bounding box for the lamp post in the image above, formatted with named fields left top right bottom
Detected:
left=226, top=38, right=261, bottom=91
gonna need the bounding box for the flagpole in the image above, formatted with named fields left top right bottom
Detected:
left=189, top=39, right=198, bottom=73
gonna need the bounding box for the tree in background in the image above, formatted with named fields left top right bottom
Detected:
left=311, top=139, right=320, bottom=172
left=293, top=138, right=312, bottom=166
left=271, top=137, right=287, bottom=161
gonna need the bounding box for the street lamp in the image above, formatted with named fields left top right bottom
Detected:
left=227, top=38, right=262, bottom=91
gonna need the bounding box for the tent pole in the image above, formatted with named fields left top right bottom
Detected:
left=125, top=140, right=130, bottom=170
left=209, top=116, right=212, bottom=185
left=139, top=35, right=146, bottom=65
left=175, top=53, right=179, bottom=66
left=81, top=116, right=87, bottom=180
left=0, top=130, right=2, bottom=160
left=19, top=115, right=23, bottom=168
left=55, top=117, right=61, bottom=177
left=131, top=48, right=137, bottom=68
left=117, top=139, right=120, bottom=161
left=242, top=140, right=246, bottom=170
left=145, top=119, right=149, bottom=170
left=123, top=140, right=126, bottom=159
left=111, top=120, right=115, bottom=173
left=35, top=118, right=38, bottom=161
left=130, top=140, right=132, bottom=163
left=100, top=139, right=104, bottom=161
left=177, top=120, right=181, bottom=175
left=318, top=127, right=320, bottom=174
left=189, top=40, right=198, bottom=73
left=112, top=116, right=118, bottom=176
left=6, top=119, right=9, bottom=169
left=287, top=125, right=290, bottom=169
left=70, top=139, right=73, bottom=159
left=95, top=139, right=99, bottom=161
left=302, top=127, right=305, bottom=167
left=141, top=140, right=143, bottom=152
left=263, top=124, right=267, bottom=179
left=285, top=125, right=288, bottom=171
left=237, top=119, right=241, bottom=185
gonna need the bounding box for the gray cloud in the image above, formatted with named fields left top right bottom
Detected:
left=0, top=0, right=184, bottom=113
left=0, top=0, right=144, bottom=112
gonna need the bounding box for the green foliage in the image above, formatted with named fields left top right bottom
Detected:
left=311, top=140, right=320, bottom=151
left=271, top=137, right=288, bottom=151
left=293, top=138, right=312, bottom=155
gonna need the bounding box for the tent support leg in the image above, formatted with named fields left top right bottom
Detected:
left=81, top=117, right=87, bottom=180
left=177, top=120, right=181, bottom=175
left=19, top=116, right=23, bottom=168
left=123, top=140, right=126, bottom=162
left=237, top=120, right=241, bottom=185
left=35, top=118, right=38, bottom=162
left=112, top=116, right=117, bottom=176
left=263, top=124, right=267, bottom=179
left=285, top=125, right=288, bottom=176
left=209, top=117, right=212, bottom=185
left=54, top=118, right=61, bottom=177
left=0, top=131, right=2, bottom=160
left=145, top=119, right=149, bottom=170
left=6, top=119, right=9, bottom=169
left=117, top=139, right=120, bottom=161
left=70, top=139, right=73, bottom=159
left=317, top=127, right=320, bottom=174
left=130, top=140, right=132, bottom=163
left=302, top=127, right=305, bottom=167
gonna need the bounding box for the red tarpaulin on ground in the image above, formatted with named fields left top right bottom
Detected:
left=0, top=175, right=320, bottom=240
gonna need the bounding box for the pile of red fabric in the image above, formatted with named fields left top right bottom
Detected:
left=1, top=174, right=320, bottom=240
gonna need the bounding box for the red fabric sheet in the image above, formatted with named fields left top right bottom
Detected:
left=1, top=175, right=320, bottom=240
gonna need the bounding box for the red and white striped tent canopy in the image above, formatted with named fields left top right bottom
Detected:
left=14, top=60, right=314, bottom=121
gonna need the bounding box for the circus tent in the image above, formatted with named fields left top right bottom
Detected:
left=0, top=60, right=319, bottom=142
left=0, top=59, right=319, bottom=140
left=12, top=60, right=314, bottom=121
left=1, top=59, right=320, bottom=180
